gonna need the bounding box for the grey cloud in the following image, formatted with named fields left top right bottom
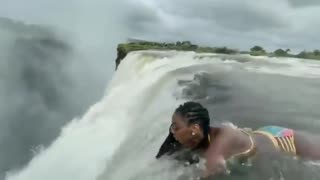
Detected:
left=157, top=0, right=289, bottom=31
left=289, top=0, right=320, bottom=7
left=125, top=1, right=161, bottom=33
left=126, top=0, right=320, bottom=51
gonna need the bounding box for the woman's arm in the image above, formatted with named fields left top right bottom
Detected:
left=203, top=128, right=234, bottom=177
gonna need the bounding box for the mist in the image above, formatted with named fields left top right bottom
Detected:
left=0, top=0, right=129, bottom=178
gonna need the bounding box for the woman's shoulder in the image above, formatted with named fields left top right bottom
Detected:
left=210, top=123, right=242, bottom=133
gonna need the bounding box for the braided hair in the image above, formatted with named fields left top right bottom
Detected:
left=156, top=101, right=211, bottom=159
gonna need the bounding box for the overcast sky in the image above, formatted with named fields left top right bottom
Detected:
left=0, top=0, right=319, bottom=176
left=1, top=0, right=320, bottom=52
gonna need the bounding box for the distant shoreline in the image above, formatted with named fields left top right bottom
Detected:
left=115, top=40, right=320, bottom=69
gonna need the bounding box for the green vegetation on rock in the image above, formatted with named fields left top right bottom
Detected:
left=249, top=45, right=320, bottom=60
left=116, top=40, right=238, bottom=68
left=115, top=40, right=320, bottom=69
left=249, top=46, right=267, bottom=56
left=295, top=50, right=320, bottom=60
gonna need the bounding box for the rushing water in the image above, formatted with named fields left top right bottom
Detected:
left=5, top=50, right=320, bottom=180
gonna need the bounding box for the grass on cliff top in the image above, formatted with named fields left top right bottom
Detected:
left=118, top=42, right=320, bottom=61
left=118, top=41, right=238, bottom=55
left=118, top=43, right=164, bottom=52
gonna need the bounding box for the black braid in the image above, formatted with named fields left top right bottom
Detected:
left=175, top=101, right=210, bottom=139
left=156, top=101, right=211, bottom=160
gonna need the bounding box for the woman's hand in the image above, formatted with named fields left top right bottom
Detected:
left=201, top=155, right=227, bottom=178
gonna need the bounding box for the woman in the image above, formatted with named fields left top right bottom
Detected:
left=156, top=101, right=320, bottom=177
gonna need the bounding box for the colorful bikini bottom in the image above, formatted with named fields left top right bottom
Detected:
left=254, top=126, right=296, bottom=154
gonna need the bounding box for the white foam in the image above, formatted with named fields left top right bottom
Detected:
left=6, top=51, right=320, bottom=180
left=5, top=51, right=213, bottom=180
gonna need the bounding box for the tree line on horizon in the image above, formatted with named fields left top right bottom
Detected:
left=248, top=45, right=320, bottom=60
left=121, top=40, right=320, bottom=61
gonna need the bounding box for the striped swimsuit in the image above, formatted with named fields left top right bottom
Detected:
left=254, top=126, right=296, bottom=155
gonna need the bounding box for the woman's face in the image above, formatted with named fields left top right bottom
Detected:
left=170, top=113, right=204, bottom=149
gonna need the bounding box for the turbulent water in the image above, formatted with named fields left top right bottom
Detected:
left=3, top=49, right=320, bottom=180
left=0, top=17, right=112, bottom=180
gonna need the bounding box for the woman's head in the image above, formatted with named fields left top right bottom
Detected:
left=170, top=101, right=210, bottom=149
left=156, top=101, right=210, bottom=159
